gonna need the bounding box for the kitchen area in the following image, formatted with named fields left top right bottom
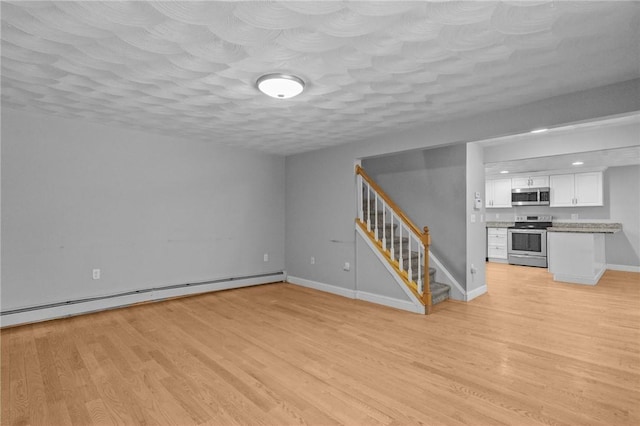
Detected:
left=485, top=171, right=622, bottom=285
left=481, top=115, right=640, bottom=286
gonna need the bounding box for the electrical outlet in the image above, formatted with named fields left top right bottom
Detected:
left=92, top=269, right=101, bottom=280
left=310, top=257, right=315, bottom=265
left=343, top=262, right=350, bottom=271
left=263, top=253, right=269, bottom=262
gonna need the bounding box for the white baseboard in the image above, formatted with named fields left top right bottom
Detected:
left=1, top=273, right=285, bottom=328
left=287, top=276, right=356, bottom=299
left=287, top=276, right=425, bottom=314
left=607, top=264, right=640, bottom=273
left=356, top=290, right=425, bottom=314
left=466, top=285, right=487, bottom=301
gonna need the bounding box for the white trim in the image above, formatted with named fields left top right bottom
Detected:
left=1, top=273, right=285, bottom=328
left=287, top=276, right=356, bottom=299
left=356, top=291, right=425, bottom=314
left=607, top=264, right=640, bottom=273
left=429, top=252, right=466, bottom=300
left=466, top=285, right=488, bottom=301
left=286, top=275, right=425, bottom=315
left=355, top=226, right=424, bottom=312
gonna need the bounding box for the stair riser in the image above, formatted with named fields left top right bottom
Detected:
left=406, top=269, right=436, bottom=282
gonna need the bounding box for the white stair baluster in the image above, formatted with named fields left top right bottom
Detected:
left=390, top=213, right=395, bottom=259
left=399, top=224, right=403, bottom=271
left=358, top=175, right=363, bottom=223
left=408, top=234, right=412, bottom=282
left=418, top=244, right=423, bottom=293
left=382, top=202, right=386, bottom=249
left=374, top=193, right=379, bottom=241
left=366, top=184, right=371, bottom=232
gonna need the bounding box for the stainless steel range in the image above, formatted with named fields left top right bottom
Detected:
left=507, top=215, right=553, bottom=268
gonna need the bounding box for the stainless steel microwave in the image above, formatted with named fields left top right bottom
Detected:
left=511, top=187, right=550, bottom=206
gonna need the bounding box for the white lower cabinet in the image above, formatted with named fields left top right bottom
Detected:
left=487, top=227, right=508, bottom=262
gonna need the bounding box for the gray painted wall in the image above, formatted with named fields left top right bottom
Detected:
left=285, top=79, right=640, bottom=295
left=466, top=143, right=487, bottom=292
left=362, top=145, right=467, bottom=287
left=355, top=233, right=413, bottom=301
left=607, top=165, right=640, bottom=267
left=2, top=109, right=285, bottom=310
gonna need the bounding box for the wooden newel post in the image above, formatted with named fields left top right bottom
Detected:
left=422, top=226, right=432, bottom=314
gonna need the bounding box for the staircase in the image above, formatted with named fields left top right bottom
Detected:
left=365, top=209, right=451, bottom=307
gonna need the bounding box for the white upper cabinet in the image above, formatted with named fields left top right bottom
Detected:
left=486, top=178, right=512, bottom=208
left=511, top=175, right=549, bottom=189
left=574, top=172, right=603, bottom=206
left=550, top=172, right=603, bottom=207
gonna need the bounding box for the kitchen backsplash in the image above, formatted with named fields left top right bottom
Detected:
left=484, top=204, right=612, bottom=222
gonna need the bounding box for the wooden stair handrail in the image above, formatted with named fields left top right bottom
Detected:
left=356, top=165, right=425, bottom=239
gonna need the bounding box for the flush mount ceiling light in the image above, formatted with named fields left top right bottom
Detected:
left=500, top=170, right=509, bottom=174
left=256, top=73, right=305, bottom=99
left=572, top=161, right=584, bottom=166
left=530, top=128, right=549, bottom=134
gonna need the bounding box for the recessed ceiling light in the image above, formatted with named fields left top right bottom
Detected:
left=572, top=161, right=584, bottom=166
left=530, top=128, right=549, bottom=134
left=500, top=170, right=509, bottom=174
left=256, top=73, right=305, bottom=99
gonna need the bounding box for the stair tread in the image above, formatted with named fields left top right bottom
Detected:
left=430, top=282, right=450, bottom=294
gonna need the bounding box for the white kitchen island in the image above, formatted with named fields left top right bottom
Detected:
left=547, top=223, right=622, bottom=285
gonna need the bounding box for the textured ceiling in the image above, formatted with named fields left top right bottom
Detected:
left=2, top=1, right=639, bottom=155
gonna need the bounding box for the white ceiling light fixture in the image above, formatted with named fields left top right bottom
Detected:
left=572, top=161, right=584, bottom=166
left=256, top=73, right=305, bottom=99
left=500, top=170, right=509, bottom=174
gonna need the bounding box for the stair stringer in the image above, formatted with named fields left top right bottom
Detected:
left=355, top=225, right=425, bottom=314
left=428, top=252, right=466, bottom=301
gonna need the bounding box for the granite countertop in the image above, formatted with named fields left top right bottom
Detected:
left=547, top=223, right=622, bottom=233
left=487, top=221, right=622, bottom=233
left=486, top=221, right=514, bottom=228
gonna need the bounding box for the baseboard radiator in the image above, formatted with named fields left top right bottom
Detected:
left=1, top=271, right=285, bottom=328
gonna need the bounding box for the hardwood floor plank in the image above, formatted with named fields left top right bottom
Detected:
left=2, top=264, right=639, bottom=425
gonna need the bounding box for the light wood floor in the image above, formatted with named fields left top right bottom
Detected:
left=2, top=263, right=639, bottom=425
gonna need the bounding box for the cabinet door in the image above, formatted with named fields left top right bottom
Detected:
left=485, top=180, right=493, bottom=207
left=511, top=177, right=531, bottom=189
left=530, top=176, right=549, bottom=187
left=492, top=179, right=512, bottom=208
left=575, top=172, right=603, bottom=206
left=550, top=174, right=575, bottom=207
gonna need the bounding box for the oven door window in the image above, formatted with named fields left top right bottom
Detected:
left=511, top=232, right=542, bottom=253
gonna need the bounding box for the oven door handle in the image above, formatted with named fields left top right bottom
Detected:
left=508, top=229, right=547, bottom=234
